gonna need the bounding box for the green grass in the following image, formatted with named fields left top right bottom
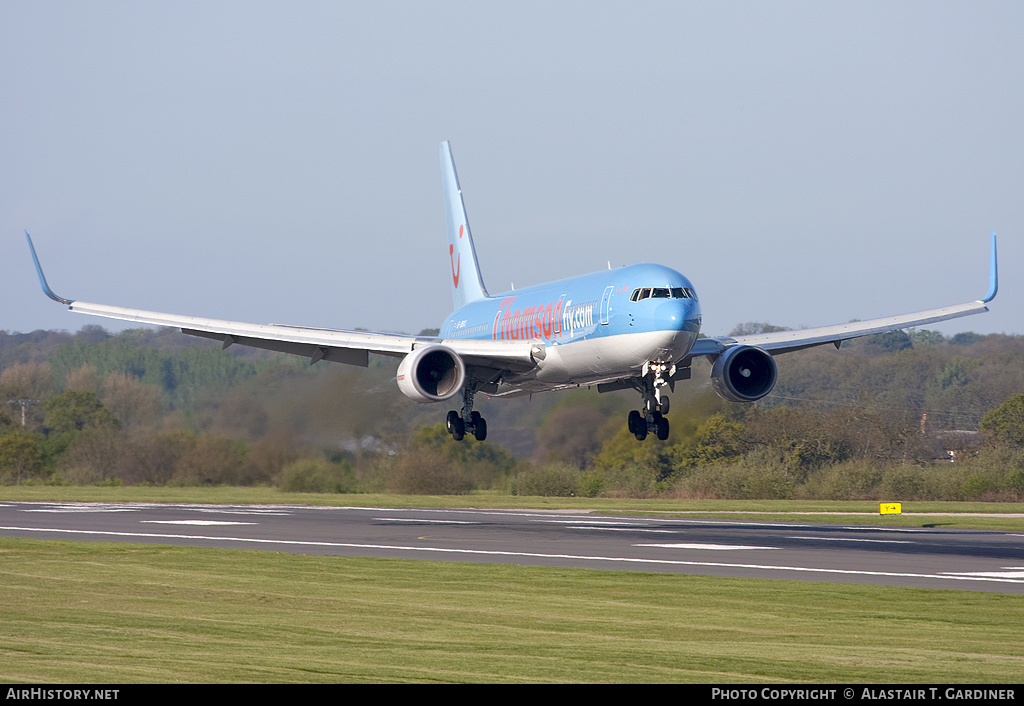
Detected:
left=0, top=537, right=1022, bottom=683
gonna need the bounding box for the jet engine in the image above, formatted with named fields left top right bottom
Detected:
left=710, top=345, right=777, bottom=403
left=396, top=345, right=466, bottom=403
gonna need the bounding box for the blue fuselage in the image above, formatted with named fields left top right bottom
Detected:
left=440, top=263, right=701, bottom=386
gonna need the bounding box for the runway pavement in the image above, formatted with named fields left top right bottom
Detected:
left=0, top=501, right=1022, bottom=592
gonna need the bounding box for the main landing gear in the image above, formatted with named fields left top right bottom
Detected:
left=627, top=361, right=673, bottom=441
left=446, top=385, right=487, bottom=441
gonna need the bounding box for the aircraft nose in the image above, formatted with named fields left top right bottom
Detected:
left=651, top=298, right=692, bottom=330
left=649, top=298, right=699, bottom=356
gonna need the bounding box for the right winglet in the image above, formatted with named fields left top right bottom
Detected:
left=692, top=232, right=998, bottom=359
left=25, top=231, right=74, bottom=305
left=982, top=231, right=998, bottom=303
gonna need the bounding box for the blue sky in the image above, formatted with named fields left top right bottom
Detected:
left=3, top=1, right=1021, bottom=337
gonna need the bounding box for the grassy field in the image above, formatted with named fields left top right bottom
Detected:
left=1, top=537, right=1022, bottom=683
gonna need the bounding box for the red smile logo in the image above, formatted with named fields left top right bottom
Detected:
left=450, top=224, right=464, bottom=288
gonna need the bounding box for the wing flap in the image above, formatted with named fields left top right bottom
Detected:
left=66, top=301, right=540, bottom=369
left=183, top=329, right=370, bottom=366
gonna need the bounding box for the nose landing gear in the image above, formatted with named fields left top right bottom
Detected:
left=627, top=361, right=673, bottom=441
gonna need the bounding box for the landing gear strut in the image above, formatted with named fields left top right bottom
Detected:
left=627, top=361, right=673, bottom=441
left=446, top=385, right=487, bottom=441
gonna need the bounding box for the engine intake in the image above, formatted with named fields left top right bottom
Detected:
left=396, top=345, right=466, bottom=403
left=710, top=345, right=777, bottom=403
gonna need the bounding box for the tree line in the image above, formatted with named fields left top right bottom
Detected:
left=0, top=324, right=1022, bottom=500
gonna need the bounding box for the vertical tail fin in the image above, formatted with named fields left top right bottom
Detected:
left=440, top=141, right=488, bottom=309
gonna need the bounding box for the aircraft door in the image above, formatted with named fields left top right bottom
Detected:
left=600, top=285, right=613, bottom=325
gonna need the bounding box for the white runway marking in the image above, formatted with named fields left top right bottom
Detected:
left=141, top=520, right=256, bottom=526
left=375, top=518, right=479, bottom=524
left=570, top=527, right=675, bottom=533
left=942, top=567, right=1024, bottom=579
left=4, top=524, right=1021, bottom=586
left=543, top=519, right=641, bottom=525
left=637, top=543, right=775, bottom=551
left=843, top=526, right=925, bottom=533
left=183, top=508, right=291, bottom=516
left=344, top=507, right=601, bottom=522
left=787, top=536, right=914, bottom=544
left=15, top=503, right=296, bottom=515
left=23, top=505, right=139, bottom=513
left=669, top=519, right=820, bottom=529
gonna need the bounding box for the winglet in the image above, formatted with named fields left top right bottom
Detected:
left=25, top=231, right=73, bottom=305
left=982, top=231, right=998, bottom=303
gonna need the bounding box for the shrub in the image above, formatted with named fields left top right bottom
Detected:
left=278, top=457, right=357, bottom=493
left=385, top=448, right=473, bottom=495
left=799, top=461, right=884, bottom=500
left=511, top=462, right=582, bottom=497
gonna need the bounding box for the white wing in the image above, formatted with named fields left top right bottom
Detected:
left=689, top=233, right=998, bottom=360
left=26, top=233, right=540, bottom=372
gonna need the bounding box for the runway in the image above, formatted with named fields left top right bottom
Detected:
left=1, top=501, right=1022, bottom=593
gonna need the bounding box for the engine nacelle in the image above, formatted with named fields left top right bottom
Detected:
left=710, top=345, right=777, bottom=403
left=396, top=345, right=466, bottom=403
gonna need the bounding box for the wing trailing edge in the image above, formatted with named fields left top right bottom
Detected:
left=24, top=232, right=538, bottom=370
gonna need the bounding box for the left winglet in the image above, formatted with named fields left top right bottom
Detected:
left=982, top=231, right=998, bottom=303
left=25, top=231, right=73, bottom=305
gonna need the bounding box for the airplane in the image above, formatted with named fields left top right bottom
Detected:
left=26, top=141, right=998, bottom=442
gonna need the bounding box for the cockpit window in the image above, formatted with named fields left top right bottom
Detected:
left=630, top=286, right=694, bottom=301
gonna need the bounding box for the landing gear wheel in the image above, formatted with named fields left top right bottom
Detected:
left=447, top=411, right=465, bottom=441
left=466, top=410, right=486, bottom=441
left=656, top=416, right=670, bottom=441
left=627, top=410, right=643, bottom=435
left=659, top=396, right=670, bottom=415
left=473, top=417, right=487, bottom=441
left=634, top=422, right=648, bottom=441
